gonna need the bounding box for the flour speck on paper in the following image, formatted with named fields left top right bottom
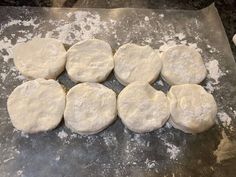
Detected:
left=57, top=130, right=68, bottom=139
left=145, top=158, right=157, bottom=169
left=166, top=143, right=181, bottom=160
left=206, top=60, right=225, bottom=84
left=217, top=112, right=233, bottom=131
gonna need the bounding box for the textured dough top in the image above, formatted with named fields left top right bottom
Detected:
left=161, top=45, right=207, bottom=85
left=66, top=39, right=114, bottom=83
left=7, top=78, right=66, bottom=133
left=118, top=81, right=170, bottom=133
left=64, top=83, right=117, bottom=135
left=167, top=84, right=217, bottom=133
left=13, top=38, right=66, bottom=79
left=114, top=44, right=162, bottom=85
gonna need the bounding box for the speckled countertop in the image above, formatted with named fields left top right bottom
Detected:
left=0, top=0, right=235, bottom=59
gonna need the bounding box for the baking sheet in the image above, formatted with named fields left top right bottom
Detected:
left=1, top=3, right=236, bottom=177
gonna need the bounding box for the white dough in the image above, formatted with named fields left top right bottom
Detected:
left=114, top=44, right=162, bottom=86
left=117, top=81, right=170, bottom=133
left=167, top=84, right=217, bottom=133
left=66, top=39, right=114, bottom=83
left=161, top=45, right=207, bottom=85
left=13, top=38, right=66, bottom=79
left=64, top=83, right=117, bottom=135
left=7, top=79, right=66, bottom=133
left=233, top=34, right=236, bottom=46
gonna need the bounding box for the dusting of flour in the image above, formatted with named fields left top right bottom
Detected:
left=57, top=130, right=68, bottom=139
left=158, top=33, right=202, bottom=53
left=204, top=60, right=225, bottom=93
left=217, top=112, right=233, bottom=131
left=205, top=60, right=225, bottom=85
left=166, top=143, right=181, bottom=160
left=45, top=11, right=112, bottom=45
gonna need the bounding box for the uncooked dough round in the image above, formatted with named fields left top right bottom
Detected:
left=114, top=44, right=162, bottom=86
left=66, top=39, right=114, bottom=83
left=161, top=45, right=207, bottom=85
left=7, top=79, right=66, bottom=133
left=64, top=83, right=117, bottom=135
left=117, top=81, right=170, bottom=133
left=167, top=84, right=217, bottom=133
left=13, top=38, right=66, bottom=79
left=233, top=34, right=236, bottom=46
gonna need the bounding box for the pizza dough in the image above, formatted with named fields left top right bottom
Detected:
left=66, top=39, right=114, bottom=83
left=114, top=44, right=162, bottom=86
left=117, top=81, right=170, bottom=133
left=7, top=79, right=66, bottom=133
left=13, top=38, right=66, bottom=79
left=161, top=45, right=207, bottom=85
left=64, top=83, right=117, bottom=135
left=167, top=84, right=217, bottom=133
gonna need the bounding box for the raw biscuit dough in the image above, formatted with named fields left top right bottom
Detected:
left=161, top=45, right=207, bottom=85
left=64, top=83, right=117, bottom=135
left=167, top=84, right=217, bottom=133
left=233, top=34, right=236, bottom=46
left=114, top=44, right=162, bottom=86
left=7, top=79, right=66, bottom=133
left=13, top=38, right=66, bottom=79
left=117, top=81, right=170, bottom=133
left=66, top=39, right=114, bottom=83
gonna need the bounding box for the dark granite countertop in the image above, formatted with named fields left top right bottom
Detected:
left=0, top=0, right=235, bottom=59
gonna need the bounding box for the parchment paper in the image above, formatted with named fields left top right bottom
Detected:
left=0, top=3, right=236, bottom=177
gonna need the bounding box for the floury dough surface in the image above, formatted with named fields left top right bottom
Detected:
left=167, top=84, right=217, bottom=133
left=161, top=45, right=207, bottom=85
left=7, top=79, right=66, bottom=133
left=13, top=38, right=66, bottom=79
left=117, top=81, right=170, bottom=133
left=64, top=83, right=117, bottom=135
left=114, top=44, right=162, bottom=86
left=66, top=39, right=114, bottom=83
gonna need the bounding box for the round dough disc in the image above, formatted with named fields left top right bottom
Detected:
left=66, top=39, right=114, bottom=83
left=117, top=81, right=170, bottom=133
left=114, top=44, right=162, bottom=86
left=64, top=83, right=117, bottom=135
left=161, top=45, right=207, bottom=85
left=7, top=79, right=66, bottom=133
left=167, top=84, right=217, bottom=133
left=233, top=34, right=236, bottom=46
left=13, top=38, right=66, bottom=79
